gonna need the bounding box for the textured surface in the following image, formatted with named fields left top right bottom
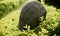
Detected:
left=0, top=0, right=60, bottom=36
left=18, top=1, right=47, bottom=31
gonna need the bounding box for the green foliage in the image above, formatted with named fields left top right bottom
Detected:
left=19, top=0, right=27, bottom=7
left=0, top=32, right=4, bottom=36
left=0, top=0, right=3, bottom=1
left=0, top=1, right=19, bottom=19
left=19, top=0, right=25, bottom=6
left=0, top=0, right=60, bottom=36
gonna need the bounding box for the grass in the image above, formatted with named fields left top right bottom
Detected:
left=0, top=0, right=60, bottom=36
left=0, top=0, right=20, bottom=19
left=0, top=9, right=21, bottom=36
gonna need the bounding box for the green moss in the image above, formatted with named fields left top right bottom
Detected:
left=0, top=0, right=60, bottom=36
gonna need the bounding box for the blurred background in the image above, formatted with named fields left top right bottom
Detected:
left=0, top=0, right=60, bottom=36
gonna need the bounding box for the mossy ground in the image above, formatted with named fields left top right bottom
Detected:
left=0, top=0, right=60, bottom=36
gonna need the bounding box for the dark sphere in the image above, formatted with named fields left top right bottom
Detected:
left=44, top=0, right=60, bottom=9
left=18, top=1, right=47, bottom=31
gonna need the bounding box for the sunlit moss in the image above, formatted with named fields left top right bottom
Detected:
left=0, top=0, right=60, bottom=36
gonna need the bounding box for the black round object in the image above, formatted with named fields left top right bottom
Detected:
left=18, top=1, right=47, bottom=31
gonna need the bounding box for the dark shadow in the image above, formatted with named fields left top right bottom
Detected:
left=44, top=0, right=60, bottom=9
